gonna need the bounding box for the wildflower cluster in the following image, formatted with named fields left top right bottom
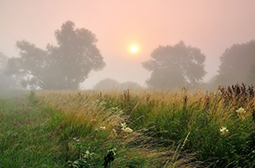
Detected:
left=220, top=126, right=229, bottom=135
left=121, top=122, right=133, bottom=133
left=236, top=107, right=246, bottom=119
left=99, top=126, right=106, bottom=130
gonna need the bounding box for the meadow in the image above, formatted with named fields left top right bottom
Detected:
left=1, top=84, right=255, bottom=167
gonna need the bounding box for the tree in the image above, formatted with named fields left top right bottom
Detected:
left=215, top=40, right=255, bottom=85
left=0, top=52, right=18, bottom=90
left=142, top=41, right=206, bottom=90
left=0, top=52, right=7, bottom=70
left=93, top=78, right=120, bottom=91
left=93, top=79, right=142, bottom=91
left=120, top=81, right=141, bottom=90
left=7, top=21, right=105, bottom=90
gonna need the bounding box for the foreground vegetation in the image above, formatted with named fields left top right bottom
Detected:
left=1, top=85, right=255, bottom=167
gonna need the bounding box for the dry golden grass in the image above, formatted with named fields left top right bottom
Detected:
left=34, top=90, right=204, bottom=167
left=33, top=88, right=255, bottom=167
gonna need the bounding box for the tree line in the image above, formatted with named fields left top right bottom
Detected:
left=0, top=20, right=255, bottom=90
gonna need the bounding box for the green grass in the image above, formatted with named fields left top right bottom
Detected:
left=0, top=95, right=65, bottom=167
left=1, top=88, right=255, bottom=167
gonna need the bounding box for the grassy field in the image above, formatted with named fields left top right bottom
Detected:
left=1, top=85, right=255, bottom=167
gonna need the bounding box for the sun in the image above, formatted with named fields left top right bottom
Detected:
left=130, top=45, right=139, bottom=53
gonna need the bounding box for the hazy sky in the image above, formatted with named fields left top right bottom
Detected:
left=1, top=0, right=255, bottom=89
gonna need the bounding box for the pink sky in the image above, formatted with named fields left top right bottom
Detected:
left=1, top=0, right=255, bottom=89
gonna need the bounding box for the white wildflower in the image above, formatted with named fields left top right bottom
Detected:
left=220, top=126, right=229, bottom=135
left=121, top=127, right=133, bottom=133
left=84, top=150, right=95, bottom=158
left=108, top=148, right=117, bottom=155
left=236, top=107, right=246, bottom=119
left=73, top=137, right=79, bottom=142
left=120, top=122, right=133, bottom=133
left=121, top=122, right=127, bottom=128
left=99, top=126, right=106, bottom=130
left=85, top=150, right=90, bottom=155
left=84, top=150, right=90, bottom=158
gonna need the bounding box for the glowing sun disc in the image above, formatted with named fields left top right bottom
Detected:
left=130, top=45, right=139, bottom=53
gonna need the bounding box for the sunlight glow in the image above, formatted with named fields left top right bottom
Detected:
left=130, top=45, right=139, bottom=53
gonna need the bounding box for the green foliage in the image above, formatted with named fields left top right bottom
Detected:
left=6, top=21, right=105, bottom=90
left=142, top=41, right=206, bottom=90
left=67, top=138, right=100, bottom=168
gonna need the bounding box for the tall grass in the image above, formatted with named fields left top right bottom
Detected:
left=35, top=86, right=255, bottom=167
left=1, top=85, right=255, bottom=167
left=33, top=90, right=200, bottom=167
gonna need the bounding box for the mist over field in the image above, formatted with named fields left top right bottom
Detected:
left=1, top=2, right=255, bottom=167
left=1, top=0, right=255, bottom=91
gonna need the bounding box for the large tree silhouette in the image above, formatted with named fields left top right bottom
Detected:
left=215, top=40, right=255, bottom=85
left=142, top=41, right=206, bottom=89
left=7, top=21, right=105, bottom=90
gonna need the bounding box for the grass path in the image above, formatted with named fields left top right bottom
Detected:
left=0, top=97, right=64, bottom=168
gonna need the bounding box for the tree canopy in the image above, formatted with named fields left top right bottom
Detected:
left=120, top=81, right=141, bottom=90
left=93, top=78, right=142, bottom=91
left=7, top=21, right=105, bottom=90
left=215, top=40, right=255, bottom=85
left=0, top=52, right=18, bottom=90
left=142, top=41, right=206, bottom=90
left=93, top=78, right=120, bottom=91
